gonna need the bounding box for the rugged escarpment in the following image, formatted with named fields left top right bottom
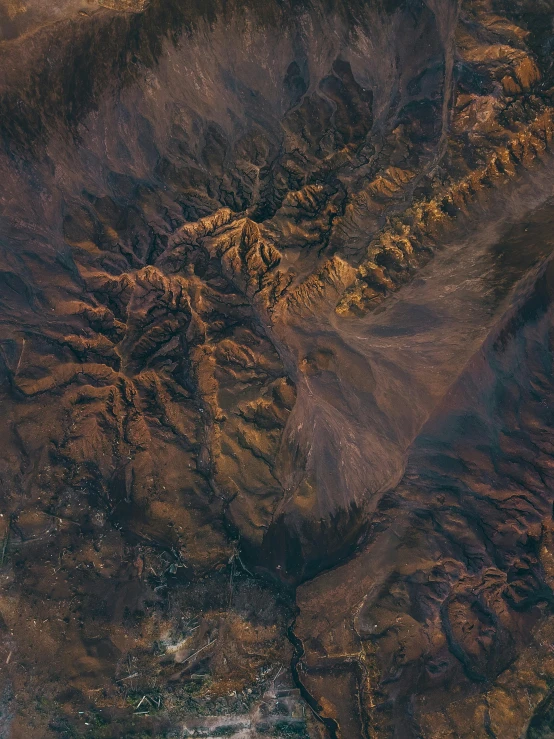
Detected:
left=2, top=0, right=554, bottom=737
left=296, top=219, right=554, bottom=737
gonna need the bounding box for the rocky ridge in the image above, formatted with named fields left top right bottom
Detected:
left=2, top=0, right=554, bottom=737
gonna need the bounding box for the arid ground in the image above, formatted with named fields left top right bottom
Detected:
left=2, top=1, right=554, bottom=737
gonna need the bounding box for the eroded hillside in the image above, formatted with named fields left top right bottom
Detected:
left=1, top=1, right=554, bottom=737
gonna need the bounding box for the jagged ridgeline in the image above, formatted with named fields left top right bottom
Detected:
left=2, top=0, right=551, bottom=578
left=2, top=1, right=554, bottom=736
left=0, top=0, right=466, bottom=578
left=1, top=0, right=554, bottom=575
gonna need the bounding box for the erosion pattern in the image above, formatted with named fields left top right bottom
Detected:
left=2, top=0, right=554, bottom=737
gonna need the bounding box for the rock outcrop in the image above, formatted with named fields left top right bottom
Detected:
left=2, top=0, right=554, bottom=737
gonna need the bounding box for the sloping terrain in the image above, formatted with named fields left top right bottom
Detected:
left=1, top=1, right=554, bottom=737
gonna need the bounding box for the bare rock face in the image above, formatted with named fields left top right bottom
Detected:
left=2, top=0, right=554, bottom=736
